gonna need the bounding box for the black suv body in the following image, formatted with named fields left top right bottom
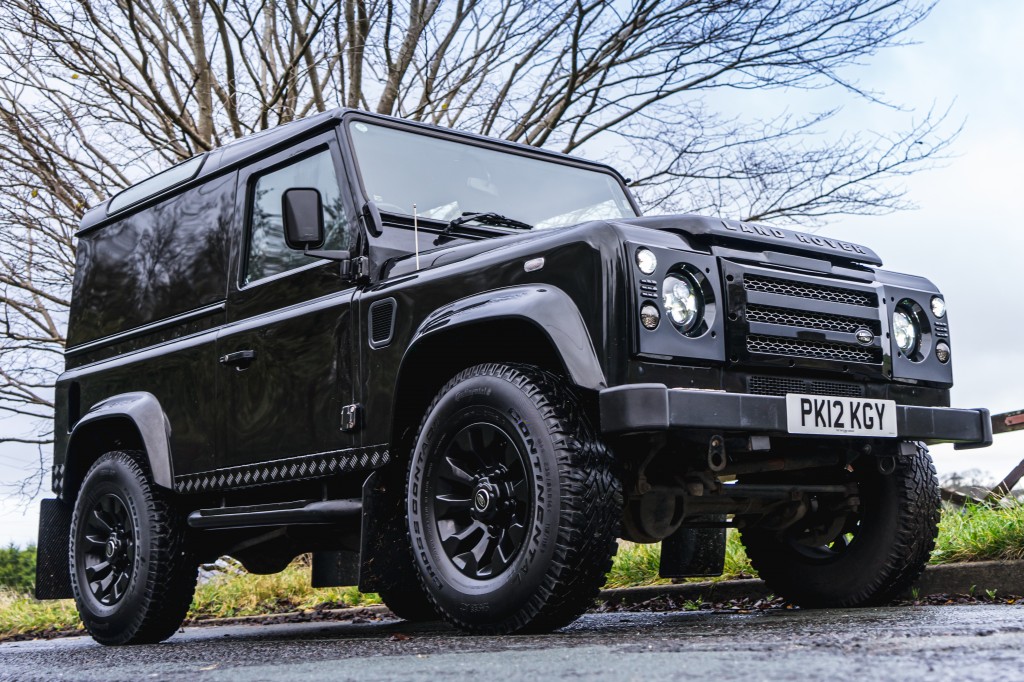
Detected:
left=35, top=109, right=991, bottom=644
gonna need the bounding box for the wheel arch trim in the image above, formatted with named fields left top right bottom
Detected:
left=63, top=391, right=174, bottom=495
left=405, top=285, right=606, bottom=390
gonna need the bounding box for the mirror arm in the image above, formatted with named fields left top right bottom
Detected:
left=302, top=248, right=368, bottom=282
left=302, top=248, right=351, bottom=262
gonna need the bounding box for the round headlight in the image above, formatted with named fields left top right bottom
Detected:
left=935, top=341, right=950, bottom=363
left=663, top=274, right=701, bottom=331
left=640, top=302, right=660, bottom=330
left=636, top=248, right=657, bottom=275
left=893, top=307, right=919, bottom=355
left=931, top=296, right=946, bottom=319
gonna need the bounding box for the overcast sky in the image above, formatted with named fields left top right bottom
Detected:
left=2, top=0, right=1023, bottom=545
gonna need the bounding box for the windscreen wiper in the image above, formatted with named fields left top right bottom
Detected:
left=444, top=211, right=532, bottom=234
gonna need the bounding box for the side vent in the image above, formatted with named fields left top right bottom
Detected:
left=368, top=298, right=397, bottom=349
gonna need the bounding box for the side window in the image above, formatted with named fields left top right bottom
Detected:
left=245, top=149, right=349, bottom=284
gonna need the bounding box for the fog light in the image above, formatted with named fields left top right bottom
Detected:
left=935, top=341, right=950, bottom=363
left=931, top=296, right=946, bottom=319
left=636, top=248, right=657, bottom=275
left=640, top=302, right=660, bottom=330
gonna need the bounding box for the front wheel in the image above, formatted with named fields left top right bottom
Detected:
left=740, top=442, right=940, bottom=608
left=407, top=363, right=622, bottom=634
left=70, top=451, right=198, bottom=645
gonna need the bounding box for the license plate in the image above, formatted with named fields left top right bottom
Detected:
left=785, top=394, right=897, bottom=437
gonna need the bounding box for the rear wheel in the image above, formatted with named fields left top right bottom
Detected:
left=740, top=442, right=940, bottom=607
left=70, top=451, right=198, bottom=645
left=407, top=363, right=621, bottom=634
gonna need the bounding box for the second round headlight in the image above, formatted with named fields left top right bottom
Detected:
left=662, top=273, right=701, bottom=332
left=893, top=307, right=919, bottom=355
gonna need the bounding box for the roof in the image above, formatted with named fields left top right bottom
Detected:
left=77, top=108, right=628, bottom=235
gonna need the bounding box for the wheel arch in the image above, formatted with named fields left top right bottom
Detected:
left=61, top=391, right=174, bottom=500
left=390, top=286, right=605, bottom=471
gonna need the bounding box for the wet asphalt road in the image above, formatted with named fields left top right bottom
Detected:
left=2, top=605, right=1024, bottom=682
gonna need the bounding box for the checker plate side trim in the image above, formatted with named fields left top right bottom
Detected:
left=173, top=445, right=390, bottom=493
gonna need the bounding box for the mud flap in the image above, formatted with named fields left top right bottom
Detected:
left=312, top=550, right=360, bottom=588
left=35, top=498, right=74, bottom=599
left=658, top=515, right=727, bottom=579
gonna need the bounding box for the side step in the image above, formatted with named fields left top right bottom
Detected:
left=187, top=498, right=362, bottom=529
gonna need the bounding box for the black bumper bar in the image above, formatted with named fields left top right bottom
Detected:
left=599, top=384, right=993, bottom=450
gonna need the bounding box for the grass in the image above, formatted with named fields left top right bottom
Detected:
left=2, top=502, right=1023, bottom=640
left=605, top=529, right=756, bottom=589
left=931, top=502, right=1024, bottom=564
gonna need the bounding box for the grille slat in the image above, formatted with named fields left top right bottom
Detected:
left=746, top=304, right=879, bottom=334
left=747, top=334, right=881, bottom=364
left=744, top=275, right=877, bottom=308
left=748, top=376, right=865, bottom=398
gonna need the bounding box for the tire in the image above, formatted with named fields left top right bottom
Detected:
left=377, top=583, right=439, bottom=622
left=740, top=442, right=940, bottom=608
left=69, top=451, right=198, bottom=645
left=407, top=363, right=621, bottom=634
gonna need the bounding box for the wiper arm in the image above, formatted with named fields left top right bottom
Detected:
left=444, top=211, right=532, bottom=234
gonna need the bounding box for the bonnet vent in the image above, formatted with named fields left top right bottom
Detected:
left=368, top=298, right=396, bottom=348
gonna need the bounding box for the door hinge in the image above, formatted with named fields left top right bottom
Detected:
left=341, top=256, right=370, bottom=283
left=340, top=404, right=362, bottom=432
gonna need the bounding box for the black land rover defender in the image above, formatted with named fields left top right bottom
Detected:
left=35, top=109, right=991, bottom=644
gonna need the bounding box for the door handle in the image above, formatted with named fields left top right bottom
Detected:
left=219, top=350, right=256, bottom=369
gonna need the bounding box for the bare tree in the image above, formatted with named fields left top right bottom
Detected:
left=0, top=0, right=955, bottom=489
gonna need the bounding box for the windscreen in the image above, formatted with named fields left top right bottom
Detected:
left=348, top=121, right=637, bottom=229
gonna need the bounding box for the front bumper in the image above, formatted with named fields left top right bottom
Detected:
left=599, top=384, right=992, bottom=450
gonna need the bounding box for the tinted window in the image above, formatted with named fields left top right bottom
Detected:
left=68, top=173, right=234, bottom=346
left=245, top=149, right=349, bottom=284
left=107, top=155, right=205, bottom=214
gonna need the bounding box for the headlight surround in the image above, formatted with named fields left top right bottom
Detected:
left=892, top=306, right=919, bottom=355
left=662, top=273, right=702, bottom=333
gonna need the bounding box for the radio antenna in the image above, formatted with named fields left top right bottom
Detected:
left=413, top=203, right=420, bottom=271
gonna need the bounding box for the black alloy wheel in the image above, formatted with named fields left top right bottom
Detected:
left=740, top=442, right=940, bottom=608
left=80, top=493, right=137, bottom=606
left=407, top=363, right=622, bottom=635
left=430, top=421, right=531, bottom=580
left=70, top=450, right=198, bottom=645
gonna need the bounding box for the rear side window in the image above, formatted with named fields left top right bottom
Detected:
left=245, top=149, right=350, bottom=285
left=67, top=173, right=234, bottom=347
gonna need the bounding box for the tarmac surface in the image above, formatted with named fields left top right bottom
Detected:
left=2, top=604, right=1023, bottom=682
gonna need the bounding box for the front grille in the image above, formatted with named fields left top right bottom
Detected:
left=747, top=334, right=881, bottom=364
left=749, top=375, right=865, bottom=398
left=746, top=304, right=879, bottom=334
left=744, top=275, right=877, bottom=308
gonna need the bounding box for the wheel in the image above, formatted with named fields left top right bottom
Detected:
left=407, top=363, right=621, bottom=634
left=69, top=451, right=198, bottom=645
left=739, top=442, right=940, bottom=608
left=378, top=583, right=438, bottom=622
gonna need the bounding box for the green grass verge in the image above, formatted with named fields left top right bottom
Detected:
left=932, top=502, right=1024, bottom=564
left=3, top=502, right=1023, bottom=640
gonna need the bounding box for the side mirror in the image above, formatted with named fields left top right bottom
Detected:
left=282, top=188, right=324, bottom=250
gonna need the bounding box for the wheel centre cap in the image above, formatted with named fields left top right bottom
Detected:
left=473, top=488, right=492, bottom=512
left=105, top=536, right=120, bottom=559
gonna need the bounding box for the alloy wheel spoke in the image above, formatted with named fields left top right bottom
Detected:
left=434, top=494, right=473, bottom=517
left=86, top=560, right=112, bottom=582
left=90, top=509, right=113, bottom=533
left=441, top=456, right=475, bottom=485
